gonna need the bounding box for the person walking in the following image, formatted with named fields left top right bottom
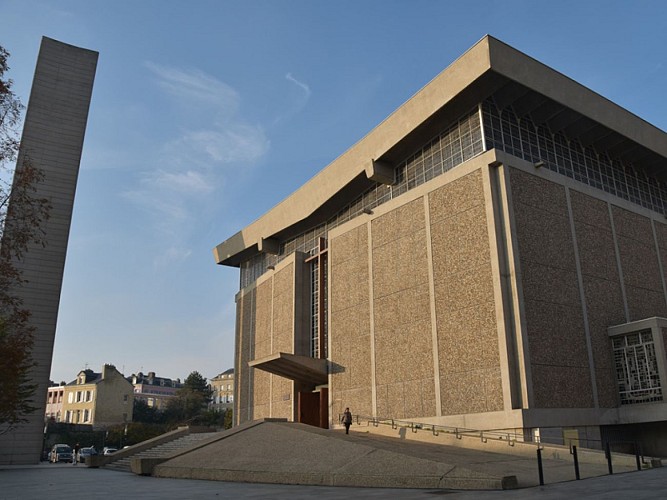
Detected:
left=341, top=407, right=352, bottom=434
left=73, top=443, right=80, bottom=466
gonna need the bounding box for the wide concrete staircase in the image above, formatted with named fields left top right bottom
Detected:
left=105, top=432, right=219, bottom=472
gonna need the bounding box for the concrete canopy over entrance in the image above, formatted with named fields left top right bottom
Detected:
left=249, top=353, right=328, bottom=386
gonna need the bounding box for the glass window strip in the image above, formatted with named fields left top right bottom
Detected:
left=310, top=259, right=320, bottom=358
left=481, top=98, right=667, bottom=222
left=240, top=107, right=484, bottom=287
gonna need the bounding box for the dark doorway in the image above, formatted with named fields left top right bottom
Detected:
left=298, top=389, right=329, bottom=428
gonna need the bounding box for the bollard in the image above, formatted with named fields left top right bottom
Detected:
left=605, top=441, right=613, bottom=475
left=572, top=445, right=580, bottom=480
left=537, top=448, right=545, bottom=486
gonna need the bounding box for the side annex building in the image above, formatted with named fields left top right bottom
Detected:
left=214, top=36, right=667, bottom=454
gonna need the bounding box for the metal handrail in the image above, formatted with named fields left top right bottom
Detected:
left=338, top=413, right=522, bottom=447
left=336, top=413, right=647, bottom=459
left=337, top=413, right=651, bottom=487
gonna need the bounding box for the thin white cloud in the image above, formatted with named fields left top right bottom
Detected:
left=122, top=188, right=188, bottom=225
left=150, top=169, right=214, bottom=195
left=145, top=62, right=240, bottom=114
left=286, top=72, right=311, bottom=97
left=153, top=246, right=192, bottom=268
left=121, top=63, right=270, bottom=241
left=167, top=126, right=269, bottom=166
left=272, top=72, right=312, bottom=125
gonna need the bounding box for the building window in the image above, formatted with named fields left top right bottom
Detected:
left=310, top=257, right=321, bottom=357
left=482, top=98, right=667, bottom=215
left=612, top=329, right=663, bottom=405
left=308, top=238, right=328, bottom=359
left=68, top=392, right=73, bottom=404
left=239, top=108, right=484, bottom=289
left=83, top=409, right=90, bottom=422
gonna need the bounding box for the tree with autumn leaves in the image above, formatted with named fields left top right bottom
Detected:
left=164, top=371, right=213, bottom=423
left=0, top=45, right=51, bottom=433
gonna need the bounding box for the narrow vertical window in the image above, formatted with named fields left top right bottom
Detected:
left=306, top=238, right=328, bottom=359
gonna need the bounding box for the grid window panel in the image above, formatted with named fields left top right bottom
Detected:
left=481, top=98, right=667, bottom=218
left=612, top=329, right=663, bottom=405
left=310, top=259, right=320, bottom=358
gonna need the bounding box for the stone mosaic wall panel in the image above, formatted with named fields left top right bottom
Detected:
left=252, top=369, right=271, bottom=420
left=236, top=288, right=255, bottom=423
left=330, top=225, right=373, bottom=419
left=272, top=264, right=294, bottom=353
left=510, top=169, right=593, bottom=408
left=429, top=170, right=503, bottom=415
left=655, top=222, right=667, bottom=317
left=235, top=293, right=244, bottom=424
left=252, top=280, right=273, bottom=418
left=612, top=206, right=667, bottom=321
left=372, top=199, right=435, bottom=419
left=271, top=376, right=293, bottom=419
left=270, top=264, right=295, bottom=419
left=570, top=190, right=624, bottom=408
left=254, top=280, right=273, bottom=359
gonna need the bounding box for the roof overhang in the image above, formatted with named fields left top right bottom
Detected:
left=248, top=352, right=327, bottom=386
left=214, top=35, right=667, bottom=268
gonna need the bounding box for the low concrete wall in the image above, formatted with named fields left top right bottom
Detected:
left=131, top=457, right=166, bottom=475
left=345, top=421, right=659, bottom=468
left=87, top=427, right=191, bottom=468
left=132, top=419, right=285, bottom=475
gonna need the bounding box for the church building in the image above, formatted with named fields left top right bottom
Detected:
left=214, top=36, right=667, bottom=454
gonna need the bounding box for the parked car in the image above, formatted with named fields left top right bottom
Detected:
left=102, top=447, right=117, bottom=456
left=50, top=444, right=73, bottom=463
left=79, top=446, right=98, bottom=463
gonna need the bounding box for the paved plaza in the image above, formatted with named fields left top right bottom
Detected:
left=2, top=462, right=667, bottom=499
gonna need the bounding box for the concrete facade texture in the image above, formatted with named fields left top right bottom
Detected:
left=0, top=37, right=97, bottom=464
left=237, top=259, right=301, bottom=422
left=217, top=36, right=667, bottom=452
left=235, top=286, right=255, bottom=424
left=510, top=169, right=593, bottom=409
left=330, top=224, right=372, bottom=419
left=570, top=190, right=624, bottom=409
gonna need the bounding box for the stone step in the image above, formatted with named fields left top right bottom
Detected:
left=104, top=431, right=220, bottom=472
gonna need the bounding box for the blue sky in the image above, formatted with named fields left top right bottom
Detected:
left=1, top=0, right=666, bottom=385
